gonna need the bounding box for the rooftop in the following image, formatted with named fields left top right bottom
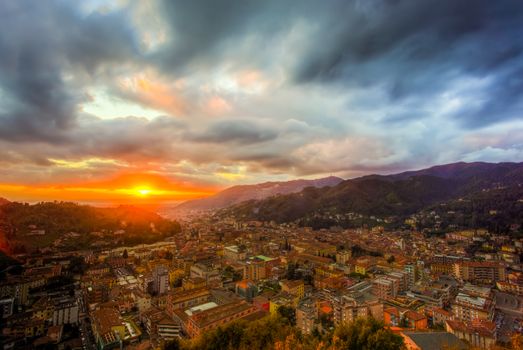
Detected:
left=190, top=301, right=255, bottom=328
left=402, top=332, right=467, bottom=350
left=454, top=293, right=488, bottom=309
left=93, top=307, right=122, bottom=336
left=185, top=302, right=219, bottom=316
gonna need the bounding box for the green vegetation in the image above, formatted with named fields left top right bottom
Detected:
left=226, top=175, right=457, bottom=224
left=221, top=162, right=523, bottom=236
left=276, top=305, right=296, bottom=326
left=0, top=201, right=181, bottom=252
left=350, top=245, right=383, bottom=258
left=421, top=188, right=523, bottom=235
left=222, top=265, right=243, bottom=282
left=164, top=315, right=404, bottom=350
left=330, top=318, right=404, bottom=350
left=285, top=262, right=303, bottom=280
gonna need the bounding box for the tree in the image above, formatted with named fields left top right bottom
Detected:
left=274, top=334, right=305, bottom=350
left=190, top=321, right=246, bottom=350
left=319, top=313, right=334, bottom=330
left=513, top=333, right=523, bottom=350
left=277, top=306, right=296, bottom=326
left=175, top=313, right=404, bottom=350
left=172, top=278, right=183, bottom=288
left=232, top=271, right=243, bottom=282
left=68, top=256, right=86, bottom=274
left=285, top=262, right=303, bottom=280
left=304, top=274, right=313, bottom=285
left=163, top=338, right=181, bottom=350
left=223, top=265, right=243, bottom=282
left=330, top=317, right=404, bottom=350
left=122, top=249, right=128, bottom=259
left=286, top=263, right=296, bottom=280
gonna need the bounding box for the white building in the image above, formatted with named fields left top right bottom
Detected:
left=53, top=299, right=79, bottom=325
left=0, top=298, right=14, bottom=318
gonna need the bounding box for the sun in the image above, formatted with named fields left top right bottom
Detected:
left=135, top=188, right=151, bottom=197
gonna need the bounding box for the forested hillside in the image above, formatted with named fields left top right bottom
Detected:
left=222, top=162, right=523, bottom=234
left=0, top=201, right=181, bottom=253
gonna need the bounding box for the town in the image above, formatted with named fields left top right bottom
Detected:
left=1, top=212, right=522, bottom=349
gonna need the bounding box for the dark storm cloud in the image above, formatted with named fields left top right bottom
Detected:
left=153, top=0, right=311, bottom=72
left=465, top=64, right=523, bottom=126
left=293, top=0, right=523, bottom=127
left=189, top=120, right=279, bottom=145
left=0, top=0, right=139, bottom=142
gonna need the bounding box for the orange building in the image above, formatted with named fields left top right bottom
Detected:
left=404, top=310, right=428, bottom=330
left=429, top=307, right=453, bottom=326
left=384, top=307, right=427, bottom=330
left=384, top=307, right=400, bottom=327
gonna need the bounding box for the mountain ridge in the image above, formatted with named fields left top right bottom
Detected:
left=221, top=161, right=523, bottom=231
left=174, top=175, right=343, bottom=212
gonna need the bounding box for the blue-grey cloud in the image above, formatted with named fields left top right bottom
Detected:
left=188, top=120, right=278, bottom=145
left=293, top=0, right=523, bottom=127
left=0, top=0, right=139, bottom=142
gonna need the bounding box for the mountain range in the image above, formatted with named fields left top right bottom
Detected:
left=174, top=176, right=343, bottom=212
left=221, top=162, right=523, bottom=231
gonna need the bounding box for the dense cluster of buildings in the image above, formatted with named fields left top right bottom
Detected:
left=1, top=217, right=522, bottom=349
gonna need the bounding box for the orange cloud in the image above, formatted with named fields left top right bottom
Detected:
left=118, top=73, right=187, bottom=116
left=206, top=96, right=232, bottom=115
left=235, top=69, right=270, bottom=92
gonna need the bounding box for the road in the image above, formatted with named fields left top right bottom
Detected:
left=78, top=290, right=96, bottom=350
left=79, top=317, right=96, bottom=350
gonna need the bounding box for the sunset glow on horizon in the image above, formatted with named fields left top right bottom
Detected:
left=0, top=173, right=219, bottom=204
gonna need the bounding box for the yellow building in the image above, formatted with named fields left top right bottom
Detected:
left=92, top=307, right=126, bottom=349
left=3, top=320, right=46, bottom=338
left=31, top=296, right=55, bottom=321
left=243, top=259, right=267, bottom=281
left=147, top=259, right=172, bottom=271
left=355, top=257, right=375, bottom=275
left=315, top=266, right=344, bottom=278
left=269, top=293, right=294, bottom=315
left=280, top=280, right=305, bottom=303
left=183, top=276, right=206, bottom=290
left=25, top=320, right=46, bottom=337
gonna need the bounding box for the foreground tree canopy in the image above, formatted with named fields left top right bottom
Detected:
left=164, top=316, right=405, bottom=350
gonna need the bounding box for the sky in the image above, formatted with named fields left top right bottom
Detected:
left=1, top=0, right=523, bottom=204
